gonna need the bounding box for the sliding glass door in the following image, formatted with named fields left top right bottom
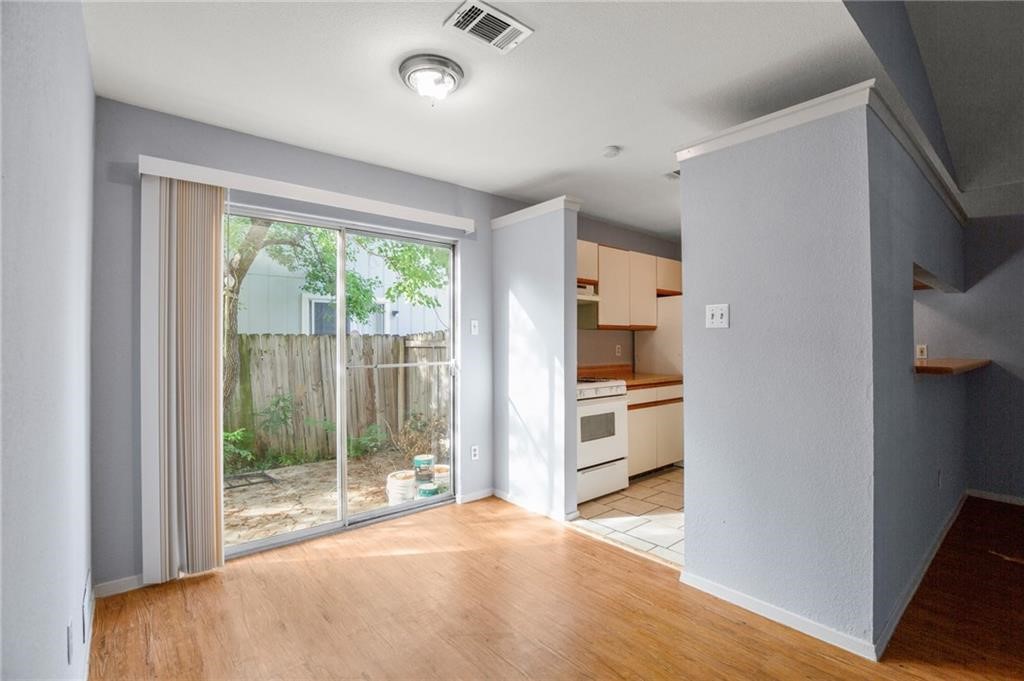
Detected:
left=221, top=212, right=454, bottom=552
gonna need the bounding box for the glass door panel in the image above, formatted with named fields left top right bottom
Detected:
left=343, top=232, right=453, bottom=518
left=222, top=215, right=341, bottom=548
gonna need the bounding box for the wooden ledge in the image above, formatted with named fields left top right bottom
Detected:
left=914, top=358, right=991, bottom=375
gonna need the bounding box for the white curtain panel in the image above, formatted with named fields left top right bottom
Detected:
left=142, top=176, right=224, bottom=583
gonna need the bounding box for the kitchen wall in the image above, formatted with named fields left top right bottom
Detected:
left=2, top=2, right=95, bottom=677
left=679, top=108, right=876, bottom=650
left=577, top=329, right=632, bottom=367
left=914, top=214, right=1024, bottom=500
left=492, top=203, right=578, bottom=520
left=91, top=98, right=523, bottom=588
left=577, top=214, right=680, bottom=260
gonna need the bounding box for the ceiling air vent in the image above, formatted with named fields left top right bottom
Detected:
left=444, top=1, right=533, bottom=54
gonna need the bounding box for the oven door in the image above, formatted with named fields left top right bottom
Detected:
left=577, top=395, right=628, bottom=470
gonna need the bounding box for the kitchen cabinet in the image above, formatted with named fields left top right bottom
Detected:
left=577, top=240, right=599, bottom=284
left=597, top=245, right=630, bottom=328
left=655, top=401, right=684, bottom=467
left=656, top=257, right=682, bottom=295
left=629, top=251, right=657, bottom=329
left=626, top=384, right=683, bottom=475
left=627, top=407, right=658, bottom=476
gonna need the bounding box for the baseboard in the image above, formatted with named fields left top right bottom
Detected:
left=493, top=488, right=574, bottom=521
left=94, top=574, right=143, bottom=598
left=456, top=488, right=494, bottom=504
left=680, top=571, right=877, bottom=661
left=967, top=488, right=1024, bottom=506
left=872, top=493, right=965, bottom=659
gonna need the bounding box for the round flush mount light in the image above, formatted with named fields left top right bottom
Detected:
left=602, top=145, right=623, bottom=158
left=399, top=54, right=464, bottom=102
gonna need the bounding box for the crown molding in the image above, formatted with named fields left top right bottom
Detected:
left=675, top=79, right=968, bottom=225
left=491, top=195, right=583, bottom=231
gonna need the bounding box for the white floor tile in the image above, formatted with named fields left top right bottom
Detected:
left=626, top=523, right=684, bottom=548
left=571, top=518, right=614, bottom=536
left=650, top=546, right=684, bottom=565
left=591, top=511, right=649, bottom=533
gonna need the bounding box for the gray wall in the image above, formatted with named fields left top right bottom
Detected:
left=679, top=109, right=876, bottom=644
left=2, top=2, right=94, bottom=678
left=866, top=109, right=967, bottom=641
left=844, top=1, right=956, bottom=176
left=577, top=214, right=680, bottom=260
left=91, top=98, right=522, bottom=586
left=492, top=207, right=577, bottom=519
left=915, top=214, right=1024, bottom=499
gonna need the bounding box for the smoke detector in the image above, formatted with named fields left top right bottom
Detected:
left=444, top=1, right=533, bottom=54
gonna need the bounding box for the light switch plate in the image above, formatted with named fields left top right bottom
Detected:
left=916, top=344, right=928, bottom=359
left=470, top=319, right=479, bottom=336
left=705, top=304, right=730, bottom=329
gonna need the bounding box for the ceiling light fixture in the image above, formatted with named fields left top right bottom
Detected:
left=399, top=54, right=464, bottom=102
left=603, top=145, right=623, bottom=158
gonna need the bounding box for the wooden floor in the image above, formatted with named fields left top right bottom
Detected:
left=90, top=496, right=1023, bottom=680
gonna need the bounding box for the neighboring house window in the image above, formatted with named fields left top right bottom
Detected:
left=301, top=294, right=337, bottom=335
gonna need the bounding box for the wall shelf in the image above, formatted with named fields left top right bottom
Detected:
left=914, top=358, right=991, bottom=375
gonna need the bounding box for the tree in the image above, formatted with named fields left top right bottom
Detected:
left=222, top=216, right=449, bottom=406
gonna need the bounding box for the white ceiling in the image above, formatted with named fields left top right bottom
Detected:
left=83, top=2, right=885, bottom=239
left=907, top=2, right=1024, bottom=212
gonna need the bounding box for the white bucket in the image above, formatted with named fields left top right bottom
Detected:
left=433, top=464, right=451, bottom=492
left=386, top=470, right=417, bottom=506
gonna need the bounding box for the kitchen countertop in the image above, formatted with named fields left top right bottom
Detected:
left=578, top=364, right=682, bottom=389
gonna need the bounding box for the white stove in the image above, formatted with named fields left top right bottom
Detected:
left=575, top=378, right=629, bottom=503
left=576, top=377, right=627, bottom=401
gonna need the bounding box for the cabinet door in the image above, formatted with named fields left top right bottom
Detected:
left=627, top=407, right=658, bottom=476
left=629, top=251, right=657, bottom=328
left=655, top=401, right=684, bottom=467
left=656, top=257, right=683, bottom=295
left=597, top=246, right=630, bottom=328
left=577, top=240, right=599, bottom=283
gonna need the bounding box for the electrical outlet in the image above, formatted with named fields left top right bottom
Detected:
left=470, top=319, right=479, bottom=336
left=916, top=344, right=928, bottom=359
left=615, top=344, right=622, bottom=357
left=705, top=304, right=730, bottom=329
left=470, top=445, right=480, bottom=461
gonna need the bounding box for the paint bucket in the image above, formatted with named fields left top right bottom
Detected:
left=417, top=482, right=440, bottom=498
left=413, top=454, right=435, bottom=483
left=386, top=470, right=417, bottom=506
left=433, top=464, right=451, bottom=492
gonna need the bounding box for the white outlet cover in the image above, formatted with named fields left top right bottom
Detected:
left=470, top=445, right=480, bottom=460
left=470, top=319, right=479, bottom=336
left=916, top=344, right=928, bottom=359
left=705, top=304, right=730, bottom=329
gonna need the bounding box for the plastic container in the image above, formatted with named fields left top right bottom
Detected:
left=417, top=482, right=440, bottom=498
left=386, top=470, right=417, bottom=506
left=413, top=454, right=435, bottom=483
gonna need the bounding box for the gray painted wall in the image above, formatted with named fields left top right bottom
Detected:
left=914, top=214, right=1024, bottom=499
left=91, top=98, right=523, bottom=586
left=492, top=207, right=578, bottom=519
left=577, top=214, right=680, bottom=260
left=577, top=329, right=633, bottom=367
left=680, top=109, right=876, bottom=643
left=844, top=1, right=956, bottom=177
left=2, top=2, right=94, bottom=678
left=866, top=109, right=967, bottom=640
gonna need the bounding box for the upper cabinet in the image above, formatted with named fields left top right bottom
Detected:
left=577, top=239, right=680, bottom=330
left=629, top=251, right=657, bottom=328
left=597, top=245, right=631, bottom=328
left=656, top=256, right=683, bottom=295
left=577, top=240, right=599, bottom=284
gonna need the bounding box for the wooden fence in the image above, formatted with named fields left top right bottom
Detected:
left=225, top=331, right=449, bottom=458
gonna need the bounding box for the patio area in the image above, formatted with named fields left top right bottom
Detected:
left=223, top=452, right=449, bottom=546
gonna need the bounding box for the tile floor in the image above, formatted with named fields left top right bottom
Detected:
left=569, top=466, right=684, bottom=567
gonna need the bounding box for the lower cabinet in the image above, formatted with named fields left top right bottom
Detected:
left=627, top=399, right=683, bottom=476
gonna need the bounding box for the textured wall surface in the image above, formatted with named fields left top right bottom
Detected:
left=679, top=109, right=875, bottom=643
left=492, top=207, right=577, bottom=518
left=866, top=109, right=967, bottom=642
left=1, top=2, right=95, bottom=677
left=91, top=99, right=523, bottom=585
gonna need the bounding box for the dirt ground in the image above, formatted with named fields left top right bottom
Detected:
left=223, top=449, right=446, bottom=547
